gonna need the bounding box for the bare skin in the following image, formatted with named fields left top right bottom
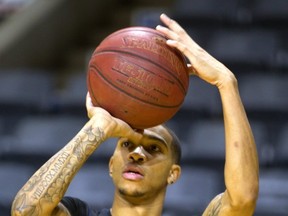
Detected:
left=156, top=13, right=259, bottom=215
left=108, top=125, right=181, bottom=216
left=11, top=13, right=259, bottom=216
left=11, top=96, right=143, bottom=216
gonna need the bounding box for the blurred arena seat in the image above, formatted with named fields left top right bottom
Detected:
left=255, top=168, right=288, bottom=216
left=206, top=30, right=279, bottom=69
left=164, top=166, right=223, bottom=214
left=274, top=124, right=288, bottom=166
left=89, top=138, right=118, bottom=162
left=5, top=115, right=86, bottom=159
left=171, top=0, right=239, bottom=24
left=252, top=0, right=288, bottom=24
left=0, top=69, right=55, bottom=112
left=56, top=71, right=87, bottom=110
left=65, top=163, right=114, bottom=208
left=0, top=162, right=34, bottom=214
left=181, top=119, right=269, bottom=166
left=238, top=74, right=288, bottom=113
left=0, top=0, right=288, bottom=215
left=184, top=120, right=225, bottom=163
left=182, top=76, right=222, bottom=115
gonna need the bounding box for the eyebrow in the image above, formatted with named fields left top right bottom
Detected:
left=145, top=133, right=168, bottom=149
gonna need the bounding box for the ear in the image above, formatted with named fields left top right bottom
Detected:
left=167, top=164, right=181, bottom=185
left=109, top=156, right=114, bottom=177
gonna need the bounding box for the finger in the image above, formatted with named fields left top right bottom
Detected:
left=156, top=25, right=179, bottom=41
left=86, top=92, right=101, bottom=118
left=159, top=13, right=186, bottom=34
left=187, top=64, right=198, bottom=76
left=129, top=128, right=144, bottom=142
left=114, top=118, right=143, bottom=140
left=166, top=39, right=190, bottom=57
left=86, top=92, right=93, bottom=108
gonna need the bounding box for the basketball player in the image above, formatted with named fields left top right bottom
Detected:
left=11, top=13, right=259, bottom=216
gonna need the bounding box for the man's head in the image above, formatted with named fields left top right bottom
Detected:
left=108, top=124, right=182, bottom=204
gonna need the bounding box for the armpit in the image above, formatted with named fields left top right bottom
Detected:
left=202, top=193, right=223, bottom=216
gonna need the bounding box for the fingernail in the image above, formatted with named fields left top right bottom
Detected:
left=161, top=13, right=167, bottom=18
left=166, top=39, right=175, bottom=45
left=156, top=25, right=163, bottom=30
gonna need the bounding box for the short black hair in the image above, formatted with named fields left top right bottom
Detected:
left=163, top=125, right=182, bottom=165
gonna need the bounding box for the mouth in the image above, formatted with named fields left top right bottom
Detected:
left=122, top=165, right=144, bottom=181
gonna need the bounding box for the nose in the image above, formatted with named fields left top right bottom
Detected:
left=128, top=146, right=147, bottom=163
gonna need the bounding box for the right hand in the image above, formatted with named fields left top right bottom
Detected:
left=86, top=92, right=142, bottom=141
left=156, top=13, right=236, bottom=89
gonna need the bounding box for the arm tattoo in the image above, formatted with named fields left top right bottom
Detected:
left=73, top=125, right=105, bottom=159
left=12, top=125, right=105, bottom=216
left=203, top=193, right=223, bottom=216
left=207, top=199, right=222, bottom=216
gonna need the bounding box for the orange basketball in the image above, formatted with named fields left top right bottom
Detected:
left=87, top=26, right=189, bottom=129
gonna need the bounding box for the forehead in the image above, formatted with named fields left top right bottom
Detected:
left=143, top=125, right=173, bottom=146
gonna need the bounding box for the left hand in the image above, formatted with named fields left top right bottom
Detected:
left=86, top=92, right=142, bottom=141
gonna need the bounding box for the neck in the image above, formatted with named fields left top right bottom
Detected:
left=110, top=191, right=165, bottom=216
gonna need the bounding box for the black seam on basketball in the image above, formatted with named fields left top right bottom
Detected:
left=89, top=65, right=183, bottom=108
left=111, top=66, right=168, bottom=97
left=101, top=27, right=168, bottom=43
left=111, top=56, right=172, bottom=98
left=93, top=49, right=187, bottom=95
left=111, top=67, right=129, bottom=78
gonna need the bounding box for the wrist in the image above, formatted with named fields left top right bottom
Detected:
left=79, top=118, right=107, bottom=148
left=217, top=71, right=238, bottom=91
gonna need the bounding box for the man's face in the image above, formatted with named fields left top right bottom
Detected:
left=109, top=125, right=178, bottom=202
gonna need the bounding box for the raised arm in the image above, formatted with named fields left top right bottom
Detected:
left=202, top=72, right=259, bottom=216
left=156, top=14, right=259, bottom=216
left=11, top=93, right=141, bottom=216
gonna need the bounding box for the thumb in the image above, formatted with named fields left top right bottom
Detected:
left=113, top=118, right=143, bottom=141
left=187, top=63, right=198, bottom=76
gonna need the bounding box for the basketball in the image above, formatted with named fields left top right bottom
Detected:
left=87, top=26, right=189, bottom=129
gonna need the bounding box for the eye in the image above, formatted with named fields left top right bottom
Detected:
left=122, top=141, right=132, bottom=148
left=149, top=144, right=161, bottom=153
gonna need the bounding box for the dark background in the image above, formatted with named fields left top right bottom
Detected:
left=0, top=0, right=287, bottom=215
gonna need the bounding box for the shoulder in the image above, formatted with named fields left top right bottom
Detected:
left=60, top=197, right=90, bottom=216
left=60, top=197, right=111, bottom=216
